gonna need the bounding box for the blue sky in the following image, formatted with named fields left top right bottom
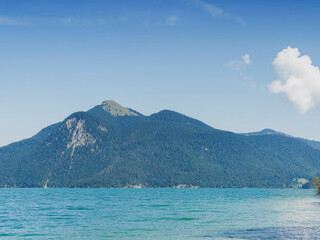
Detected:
left=1, top=0, right=320, bottom=146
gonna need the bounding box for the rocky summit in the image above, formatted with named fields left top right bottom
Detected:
left=100, top=100, right=139, bottom=117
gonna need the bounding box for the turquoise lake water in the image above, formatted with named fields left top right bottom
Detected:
left=0, top=189, right=319, bottom=239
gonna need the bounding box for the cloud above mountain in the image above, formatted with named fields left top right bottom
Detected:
left=0, top=16, right=123, bottom=27
left=242, top=54, right=251, bottom=64
left=269, top=47, right=320, bottom=113
left=193, top=0, right=245, bottom=26
left=226, top=54, right=251, bottom=70
left=165, top=15, right=179, bottom=26
left=226, top=54, right=254, bottom=88
left=0, top=16, right=31, bottom=26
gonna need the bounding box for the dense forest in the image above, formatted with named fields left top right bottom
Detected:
left=0, top=100, right=319, bottom=188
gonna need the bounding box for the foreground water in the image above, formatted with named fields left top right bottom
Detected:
left=0, top=189, right=319, bottom=239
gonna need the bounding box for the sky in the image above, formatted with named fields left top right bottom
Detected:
left=1, top=0, right=320, bottom=146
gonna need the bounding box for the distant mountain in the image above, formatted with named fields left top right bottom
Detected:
left=243, top=128, right=320, bottom=151
left=0, top=100, right=319, bottom=188
left=242, top=128, right=291, bottom=137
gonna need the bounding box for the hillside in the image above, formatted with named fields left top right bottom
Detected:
left=243, top=128, right=320, bottom=151
left=0, top=101, right=319, bottom=188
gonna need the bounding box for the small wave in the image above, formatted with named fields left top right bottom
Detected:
left=150, top=204, right=170, bottom=208
left=158, top=217, right=196, bottom=221
left=186, top=209, right=206, bottom=212
left=0, top=233, right=17, bottom=237
left=66, top=206, right=91, bottom=211
left=21, top=233, right=46, bottom=237
left=207, top=226, right=320, bottom=239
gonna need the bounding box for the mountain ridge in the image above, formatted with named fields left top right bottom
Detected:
left=242, top=128, right=320, bottom=151
left=0, top=100, right=319, bottom=188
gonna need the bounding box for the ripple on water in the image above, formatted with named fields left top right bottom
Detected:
left=149, top=204, right=170, bottom=208
left=186, top=209, right=207, bottom=213
left=0, top=233, right=17, bottom=237
left=209, top=226, right=320, bottom=240
left=66, top=206, right=91, bottom=211
left=1, top=189, right=319, bottom=239
left=158, top=217, right=196, bottom=221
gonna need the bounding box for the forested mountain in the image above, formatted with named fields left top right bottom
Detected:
left=243, top=128, right=320, bottom=151
left=0, top=100, right=319, bottom=188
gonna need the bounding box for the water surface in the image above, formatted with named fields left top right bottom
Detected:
left=0, top=189, right=319, bottom=239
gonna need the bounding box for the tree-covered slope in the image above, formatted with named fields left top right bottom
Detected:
left=243, top=128, right=320, bottom=151
left=0, top=100, right=319, bottom=188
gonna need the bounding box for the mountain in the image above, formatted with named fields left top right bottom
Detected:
left=242, top=128, right=291, bottom=137
left=0, top=100, right=320, bottom=188
left=243, top=128, right=320, bottom=151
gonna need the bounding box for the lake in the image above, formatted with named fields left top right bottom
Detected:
left=0, top=189, right=319, bottom=239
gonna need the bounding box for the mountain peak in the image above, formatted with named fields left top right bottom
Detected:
left=100, top=100, right=139, bottom=117
left=259, top=128, right=292, bottom=137
left=260, top=128, right=277, bottom=134
left=243, top=128, right=292, bottom=137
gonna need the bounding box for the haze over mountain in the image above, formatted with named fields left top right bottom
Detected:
left=0, top=100, right=319, bottom=188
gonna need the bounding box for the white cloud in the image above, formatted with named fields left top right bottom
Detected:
left=197, top=1, right=223, bottom=16
left=0, top=16, right=31, bottom=26
left=226, top=54, right=254, bottom=88
left=165, top=15, right=179, bottom=26
left=226, top=60, right=241, bottom=71
left=57, top=17, right=120, bottom=26
left=242, top=54, right=251, bottom=65
left=226, top=54, right=252, bottom=70
left=243, top=75, right=256, bottom=89
left=193, top=0, right=245, bottom=26
left=0, top=16, right=122, bottom=27
left=269, top=46, right=320, bottom=113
